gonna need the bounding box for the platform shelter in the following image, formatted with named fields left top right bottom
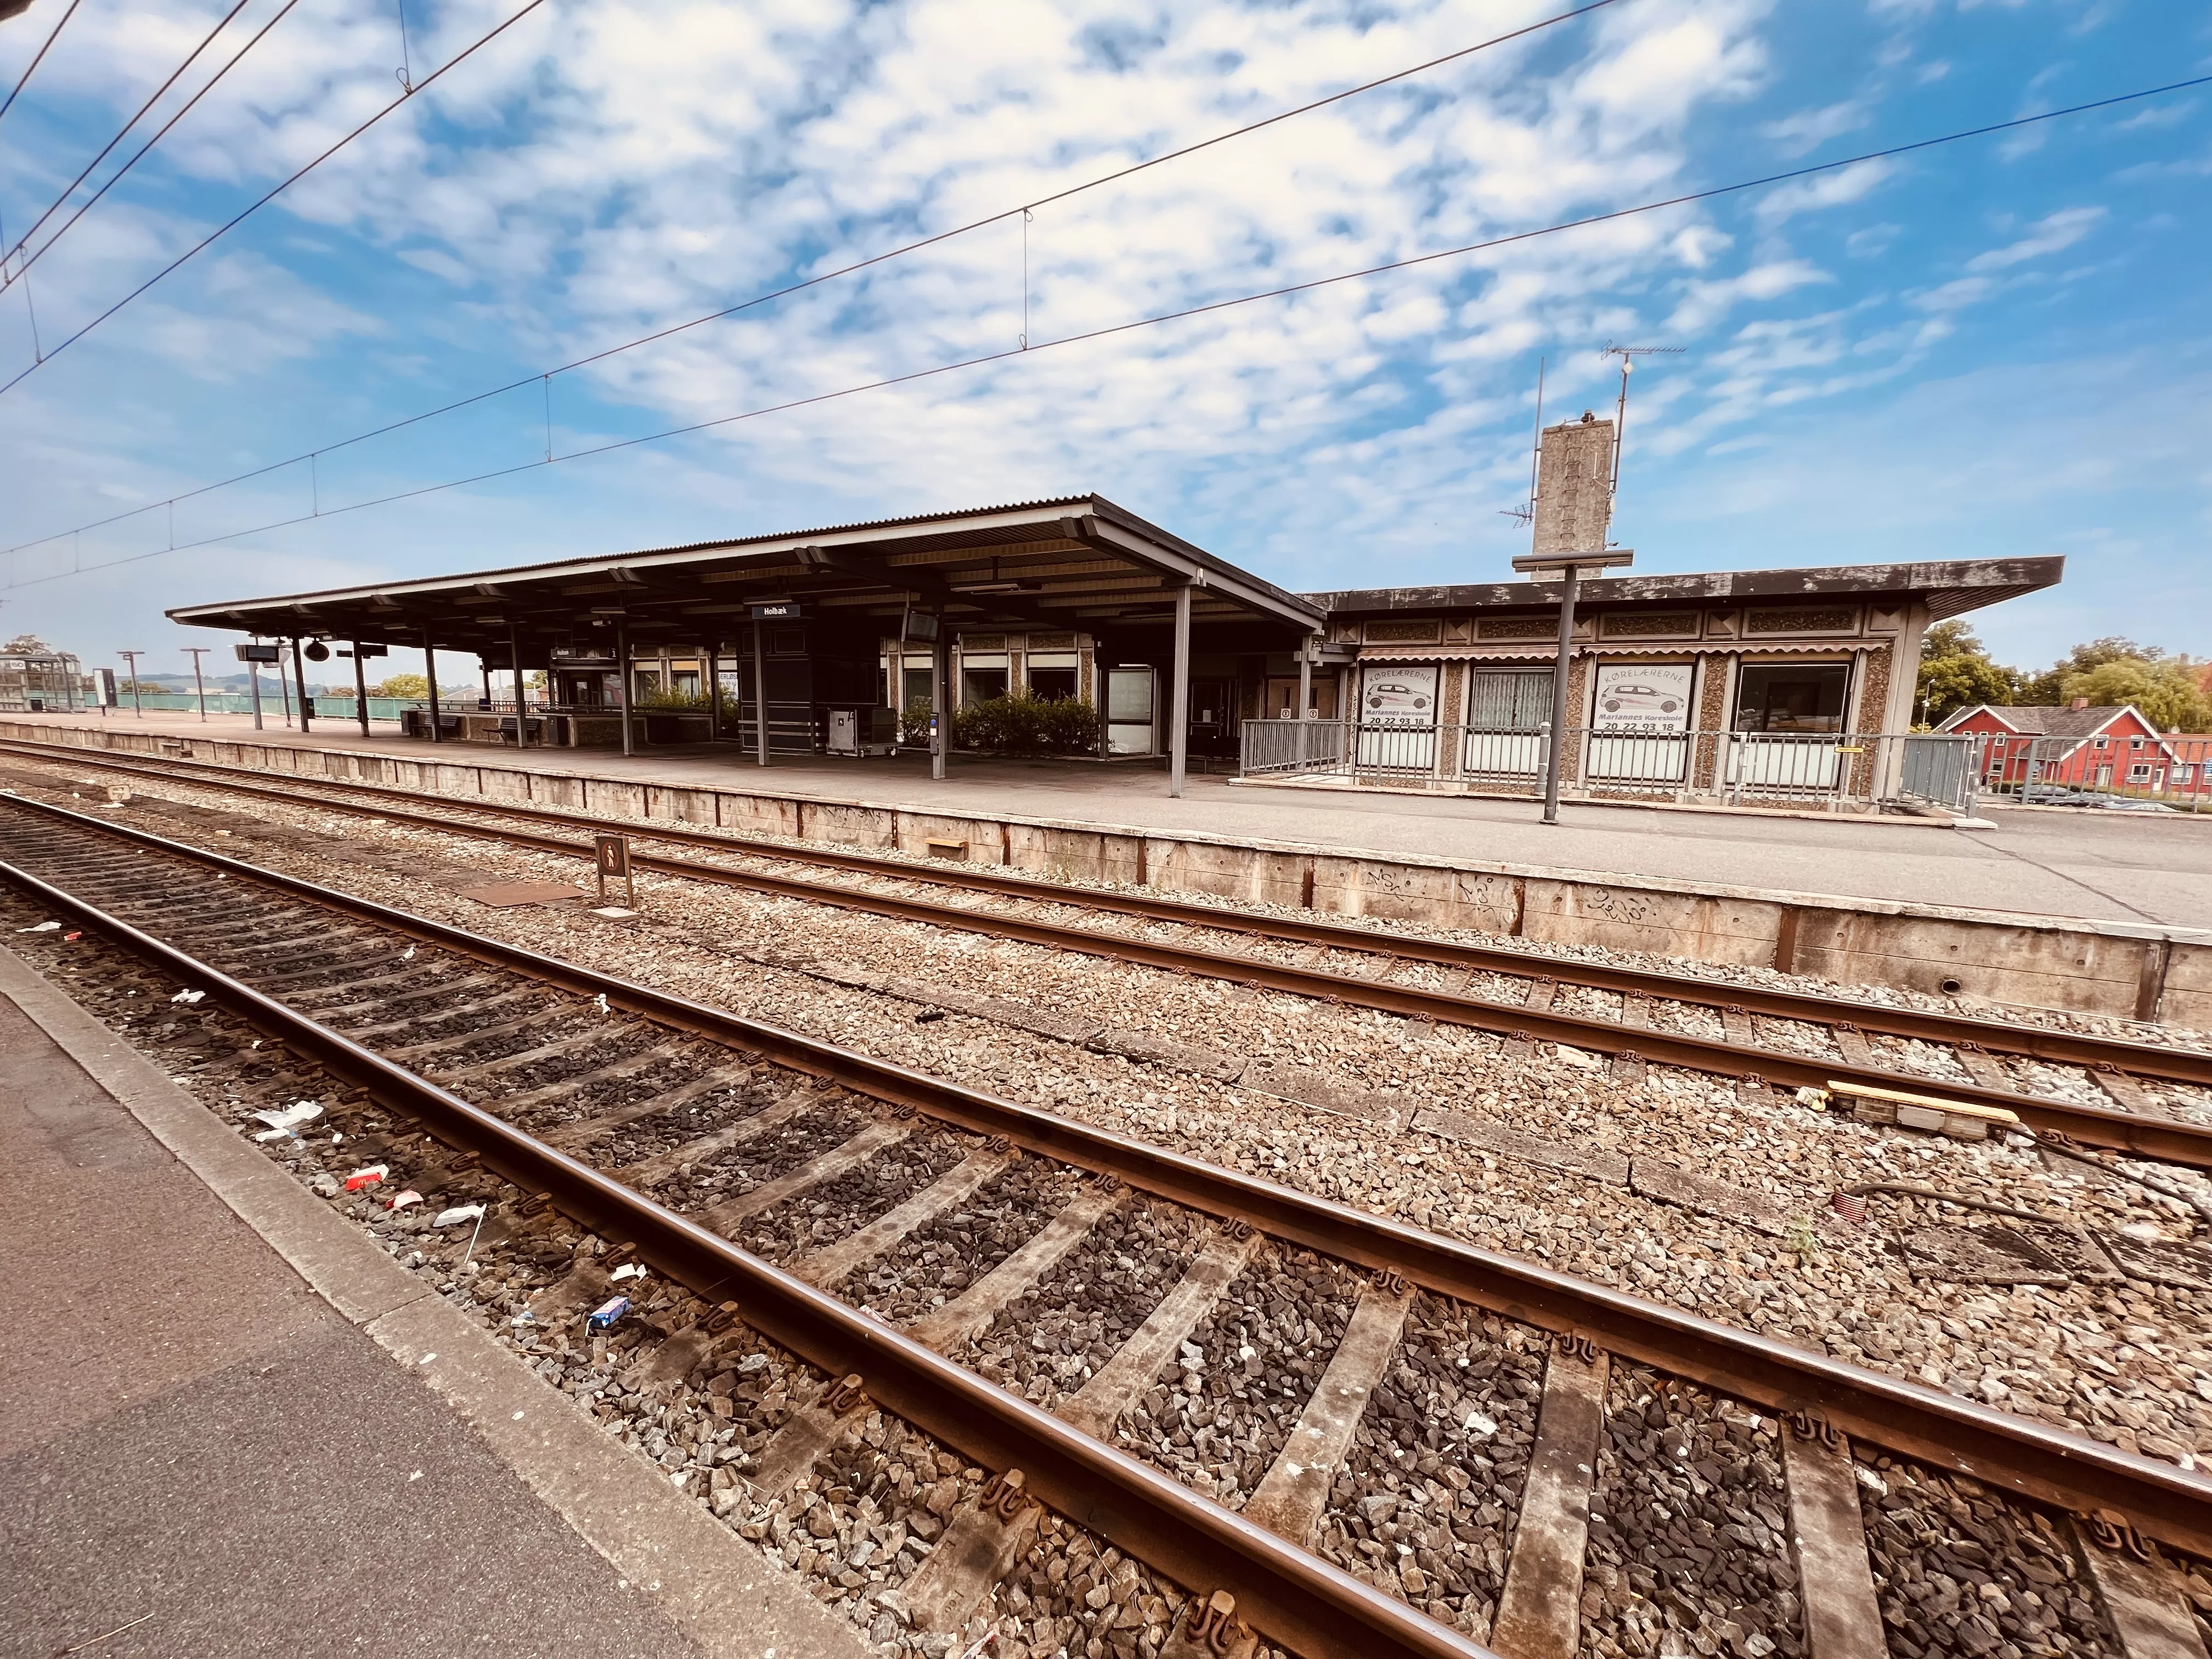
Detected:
left=166, top=495, right=1336, bottom=798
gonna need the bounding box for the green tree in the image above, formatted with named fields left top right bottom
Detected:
left=2018, top=637, right=2159, bottom=706
left=3, top=633, right=55, bottom=653
left=2058, top=658, right=2212, bottom=733
left=1915, top=622, right=2018, bottom=726
left=366, top=672, right=430, bottom=699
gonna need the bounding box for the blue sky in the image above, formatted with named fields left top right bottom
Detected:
left=0, top=0, right=2207, bottom=686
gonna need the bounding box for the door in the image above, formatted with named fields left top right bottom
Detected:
left=1106, top=667, right=1155, bottom=755
left=1188, top=676, right=1237, bottom=757
left=1263, top=676, right=1339, bottom=720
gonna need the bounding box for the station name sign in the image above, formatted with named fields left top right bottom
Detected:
left=234, top=642, right=283, bottom=663
left=749, top=602, right=806, bottom=620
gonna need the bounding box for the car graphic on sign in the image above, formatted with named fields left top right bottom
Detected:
left=1600, top=684, right=1681, bottom=715
left=1367, top=682, right=1430, bottom=710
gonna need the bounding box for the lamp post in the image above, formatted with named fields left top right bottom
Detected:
left=1512, top=548, right=1633, bottom=825
left=183, top=647, right=211, bottom=720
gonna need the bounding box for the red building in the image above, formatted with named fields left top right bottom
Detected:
left=1938, top=701, right=2200, bottom=794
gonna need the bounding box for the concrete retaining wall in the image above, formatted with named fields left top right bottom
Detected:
left=10, top=719, right=2207, bottom=1029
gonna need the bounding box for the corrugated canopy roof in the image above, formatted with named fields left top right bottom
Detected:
left=166, top=495, right=1325, bottom=657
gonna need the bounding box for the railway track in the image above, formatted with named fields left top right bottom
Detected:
left=4, top=788, right=2210, bottom=1659
left=3, top=735, right=2209, bottom=1170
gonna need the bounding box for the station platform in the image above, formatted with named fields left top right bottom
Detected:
left=0, top=945, right=863, bottom=1659
left=17, top=708, right=2212, bottom=931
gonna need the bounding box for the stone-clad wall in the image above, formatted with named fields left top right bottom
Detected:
left=7, top=719, right=2203, bottom=1028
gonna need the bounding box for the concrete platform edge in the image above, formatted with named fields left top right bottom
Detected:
left=0, top=941, right=866, bottom=1659
left=10, top=718, right=2209, bottom=1025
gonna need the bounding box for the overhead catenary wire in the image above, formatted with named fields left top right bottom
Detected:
left=2, top=0, right=305, bottom=291
left=0, top=0, right=1626, bottom=541
left=0, top=0, right=84, bottom=134
left=7, top=70, right=2205, bottom=593
left=0, top=0, right=552, bottom=397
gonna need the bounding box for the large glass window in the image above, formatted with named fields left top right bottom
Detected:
left=903, top=667, right=934, bottom=707
left=1733, top=663, right=1849, bottom=733
left=962, top=667, right=1009, bottom=705
left=1466, top=669, right=1552, bottom=730
left=1028, top=667, right=1077, bottom=701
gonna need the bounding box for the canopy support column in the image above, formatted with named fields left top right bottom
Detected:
left=424, top=633, right=443, bottom=743
left=615, top=624, right=634, bottom=756
left=511, top=623, right=528, bottom=750
left=753, top=617, right=769, bottom=768
left=291, top=638, right=313, bottom=733
left=1169, top=582, right=1191, bottom=798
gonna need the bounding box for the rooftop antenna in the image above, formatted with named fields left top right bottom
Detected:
left=1600, top=342, right=1683, bottom=537
left=1498, top=356, right=1544, bottom=528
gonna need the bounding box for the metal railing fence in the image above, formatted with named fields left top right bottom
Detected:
left=1966, top=731, right=2212, bottom=814
left=1240, top=721, right=1983, bottom=813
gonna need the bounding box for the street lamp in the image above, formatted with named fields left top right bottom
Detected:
left=183, top=647, right=211, bottom=720
left=116, top=650, right=146, bottom=718
left=1512, top=547, right=1634, bottom=825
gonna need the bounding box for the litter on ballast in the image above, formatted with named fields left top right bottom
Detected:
left=169, top=988, right=206, bottom=1004
left=586, top=1295, right=631, bottom=1334
left=15, top=921, right=60, bottom=933
left=611, top=1261, right=648, bottom=1283
left=433, top=1203, right=488, bottom=1227
left=387, top=1189, right=424, bottom=1212
left=344, top=1163, right=390, bottom=1192
left=250, top=1101, right=324, bottom=1140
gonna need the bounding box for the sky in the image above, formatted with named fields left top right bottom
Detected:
left=0, top=0, right=2207, bottom=687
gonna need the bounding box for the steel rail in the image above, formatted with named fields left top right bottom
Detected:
left=4, top=744, right=2208, bottom=1169
left=5, top=790, right=2210, bottom=1561
left=0, top=853, right=1489, bottom=1659
left=4, top=733, right=2207, bottom=1088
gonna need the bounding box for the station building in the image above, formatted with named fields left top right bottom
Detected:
left=166, top=492, right=2061, bottom=798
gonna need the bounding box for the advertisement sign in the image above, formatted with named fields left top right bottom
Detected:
left=1361, top=664, right=1438, bottom=727
left=1592, top=663, right=1692, bottom=731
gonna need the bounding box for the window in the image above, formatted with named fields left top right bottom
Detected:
left=2093, top=737, right=2108, bottom=750
left=902, top=667, right=934, bottom=708
left=961, top=667, right=1009, bottom=706
left=1732, top=662, right=1849, bottom=733
left=2129, top=763, right=2152, bottom=782
left=1028, top=666, right=1077, bottom=701
left=2177, top=765, right=2197, bottom=785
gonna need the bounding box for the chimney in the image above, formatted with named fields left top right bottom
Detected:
left=2070, top=698, right=2090, bottom=710
left=1530, top=413, right=1616, bottom=557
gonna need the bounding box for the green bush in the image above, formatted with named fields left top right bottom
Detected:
left=634, top=685, right=712, bottom=712
left=901, top=696, right=937, bottom=746
left=950, top=692, right=1100, bottom=755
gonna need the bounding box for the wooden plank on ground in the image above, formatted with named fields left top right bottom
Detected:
left=1240, top=1275, right=1415, bottom=1545
left=2077, top=1520, right=2211, bottom=1659
left=611, top=1092, right=809, bottom=1187
left=1780, top=1419, right=1888, bottom=1659
left=904, top=1181, right=1122, bottom=1355
left=795, top=1149, right=1011, bottom=1289
left=695, top=1121, right=910, bottom=1232
left=1490, top=1341, right=1607, bottom=1659
left=1057, top=1224, right=1261, bottom=1440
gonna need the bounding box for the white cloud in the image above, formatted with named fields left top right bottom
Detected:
left=1751, top=158, right=1894, bottom=224
left=1965, top=205, right=2104, bottom=270
left=1666, top=259, right=1831, bottom=332
left=1760, top=98, right=1869, bottom=156
left=1911, top=276, right=1993, bottom=312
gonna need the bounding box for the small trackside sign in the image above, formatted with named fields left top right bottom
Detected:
left=595, top=833, right=630, bottom=879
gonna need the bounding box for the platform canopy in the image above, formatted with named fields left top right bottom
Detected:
left=165, top=494, right=1326, bottom=655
